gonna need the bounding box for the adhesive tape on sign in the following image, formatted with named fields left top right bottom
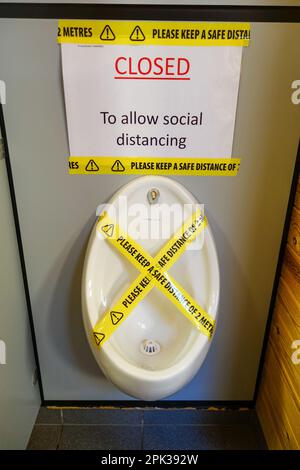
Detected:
left=69, top=157, right=241, bottom=176
left=57, top=20, right=250, bottom=46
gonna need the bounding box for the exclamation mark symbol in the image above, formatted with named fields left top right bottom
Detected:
left=130, top=26, right=145, bottom=42
left=85, top=159, right=99, bottom=172
left=100, top=25, right=116, bottom=41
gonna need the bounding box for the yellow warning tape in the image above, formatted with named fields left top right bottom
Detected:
left=93, top=209, right=215, bottom=348
left=58, top=20, right=250, bottom=46
left=69, top=157, right=240, bottom=176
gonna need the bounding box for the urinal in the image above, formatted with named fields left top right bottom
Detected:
left=82, top=176, right=219, bottom=400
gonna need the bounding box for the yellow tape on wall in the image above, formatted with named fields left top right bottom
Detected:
left=93, top=210, right=215, bottom=348
left=58, top=20, right=250, bottom=46
left=69, top=157, right=240, bottom=176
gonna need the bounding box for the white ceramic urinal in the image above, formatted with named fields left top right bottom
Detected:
left=82, top=176, right=219, bottom=400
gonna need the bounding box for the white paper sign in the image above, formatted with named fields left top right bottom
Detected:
left=62, top=44, right=242, bottom=159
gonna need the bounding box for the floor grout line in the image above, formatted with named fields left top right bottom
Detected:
left=141, top=411, right=144, bottom=450
left=28, top=408, right=266, bottom=450
left=29, top=407, right=266, bottom=450
left=35, top=423, right=64, bottom=426
left=35, top=423, right=142, bottom=426
left=34, top=422, right=253, bottom=427
left=56, top=423, right=64, bottom=451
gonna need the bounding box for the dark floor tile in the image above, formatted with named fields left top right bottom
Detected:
left=63, top=409, right=142, bottom=425
left=222, top=424, right=265, bottom=450
left=143, top=425, right=227, bottom=450
left=36, top=407, right=62, bottom=424
left=143, top=409, right=253, bottom=425
left=59, top=425, right=142, bottom=450
left=27, top=425, right=62, bottom=450
left=143, top=424, right=263, bottom=450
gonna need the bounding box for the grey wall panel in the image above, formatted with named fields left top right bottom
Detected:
left=0, top=19, right=299, bottom=400
left=0, top=152, right=40, bottom=448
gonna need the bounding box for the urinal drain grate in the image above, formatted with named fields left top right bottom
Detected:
left=140, top=339, right=161, bottom=356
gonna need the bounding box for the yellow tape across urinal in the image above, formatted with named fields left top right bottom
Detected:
left=93, top=209, right=215, bottom=348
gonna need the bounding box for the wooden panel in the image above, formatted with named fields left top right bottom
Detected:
left=287, top=206, right=300, bottom=257
left=257, top=342, right=300, bottom=449
left=294, top=181, right=300, bottom=211
left=279, top=271, right=300, bottom=326
left=272, top=281, right=300, bottom=394
left=257, top=177, right=300, bottom=450
left=281, top=246, right=300, bottom=304
left=257, top=389, right=285, bottom=450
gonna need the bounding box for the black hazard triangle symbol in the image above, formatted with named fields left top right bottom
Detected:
left=101, top=223, right=114, bottom=238
left=111, top=159, right=125, bottom=172
left=85, top=159, right=99, bottom=172
left=93, top=332, right=105, bottom=346
left=130, top=25, right=145, bottom=42
left=100, top=25, right=115, bottom=41
left=110, top=311, right=124, bottom=325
